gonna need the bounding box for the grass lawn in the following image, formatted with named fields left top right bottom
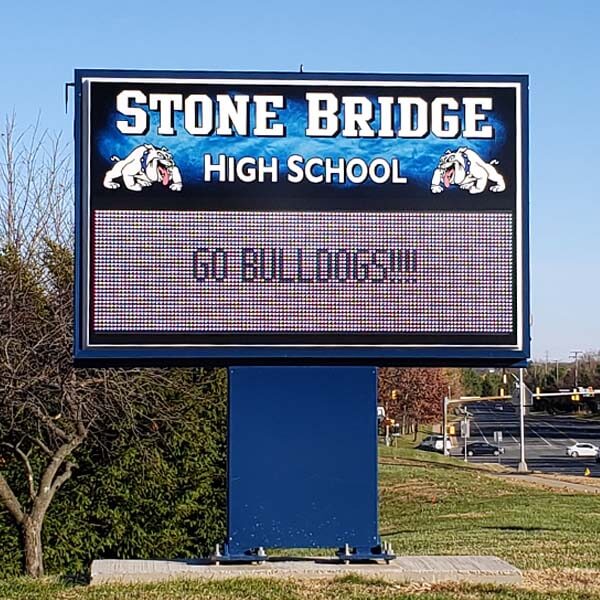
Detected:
left=379, top=444, right=600, bottom=570
left=2, top=440, right=600, bottom=599
left=2, top=575, right=600, bottom=600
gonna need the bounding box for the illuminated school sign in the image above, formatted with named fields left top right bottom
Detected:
left=74, top=70, right=529, bottom=365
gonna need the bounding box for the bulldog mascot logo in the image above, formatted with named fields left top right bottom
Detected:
left=431, top=147, right=505, bottom=194
left=103, top=144, right=183, bottom=192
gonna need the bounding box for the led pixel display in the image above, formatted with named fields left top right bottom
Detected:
left=75, top=71, right=529, bottom=364
left=92, top=211, right=513, bottom=334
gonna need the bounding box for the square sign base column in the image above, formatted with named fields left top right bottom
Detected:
left=224, top=366, right=388, bottom=561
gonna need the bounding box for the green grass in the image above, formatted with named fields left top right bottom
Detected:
left=1, top=577, right=600, bottom=600
left=379, top=445, right=600, bottom=570
left=3, top=441, right=600, bottom=598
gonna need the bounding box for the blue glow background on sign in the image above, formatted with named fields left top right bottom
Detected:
left=97, top=95, right=507, bottom=187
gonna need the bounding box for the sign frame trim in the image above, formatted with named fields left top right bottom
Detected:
left=74, top=69, right=529, bottom=365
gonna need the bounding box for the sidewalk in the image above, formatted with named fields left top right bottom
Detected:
left=498, top=472, right=600, bottom=494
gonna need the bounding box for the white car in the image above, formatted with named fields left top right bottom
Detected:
left=565, top=442, right=599, bottom=458
left=419, top=435, right=453, bottom=452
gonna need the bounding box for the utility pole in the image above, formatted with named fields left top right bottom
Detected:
left=517, top=368, right=528, bottom=473
left=462, top=409, right=470, bottom=462
left=569, top=351, right=583, bottom=387
left=442, top=397, right=448, bottom=456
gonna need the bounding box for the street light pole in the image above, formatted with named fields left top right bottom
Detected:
left=442, top=397, right=448, bottom=456
left=518, top=367, right=528, bottom=473
left=463, top=409, right=469, bottom=462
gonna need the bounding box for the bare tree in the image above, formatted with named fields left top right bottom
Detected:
left=0, top=116, right=74, bottom=575
left=0, top=114, right=71, bottom=255
left=0, top=117, right=193, bottom=577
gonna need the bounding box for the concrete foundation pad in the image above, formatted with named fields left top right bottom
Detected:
left=90, top=556, right=522, bottom=586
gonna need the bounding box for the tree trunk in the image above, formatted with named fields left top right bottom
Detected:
left=22, top=515, right=44, bottom=577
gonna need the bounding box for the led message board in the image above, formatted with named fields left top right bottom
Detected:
left=74, top=70, right=529, bottom=365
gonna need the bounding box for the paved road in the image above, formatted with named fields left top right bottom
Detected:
left=449, top=403, right=600, bottom=476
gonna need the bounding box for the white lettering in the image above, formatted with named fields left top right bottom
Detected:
left=216, top=94, right=250, bottom=136
left=184, top=94, right=213, bottom=135
left=397, top=97, right=428, bottom=138
left=431, top=97, right=460, bottom=138
left=116, top=90, right=148, bottom=134
left=204, top=154, right=227, bottom=182
left=377, top=96, right=395, bottom=138
left=148, top=94, right=183, bottom=135
left=463, top=97, right=493, bottom=138
left=305, top=93, right=339, bottom=137
left=341, top=96, right=375, bottom=138
left=254, top=95, right=285, bottom=136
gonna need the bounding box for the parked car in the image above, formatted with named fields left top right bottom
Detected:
left=418, top=435, right=452, bottom=453
left=565, top=442, right=599, bottom=458
left=464, top=442, right=504, bottom=457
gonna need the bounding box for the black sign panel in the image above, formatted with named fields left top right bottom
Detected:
left=74, top=70, right=529, bottom=365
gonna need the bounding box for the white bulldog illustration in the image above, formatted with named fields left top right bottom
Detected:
left=103, top=144, right=183, bottom=192
left=431, top=147, right=505, bottom=194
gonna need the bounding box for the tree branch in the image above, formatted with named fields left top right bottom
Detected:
left=50, top=461, right=75, bottom=496
left=1, top=442, right=37, bottom=500
left=25, top=401, right=70, bottom=442
left=32, top=435, right=84, bottom=522
left=0, top=472, right=25, bottom=524
left=26, top=435, right=53, bottom=457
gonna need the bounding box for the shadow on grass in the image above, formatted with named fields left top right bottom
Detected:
left=480, top=525, right=559, bottom=532
left=381, top=525, right=560, bottom=537
left=58, top=572, right=89, bottom=587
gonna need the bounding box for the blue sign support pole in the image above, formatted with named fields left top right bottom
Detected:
left=223, top=366, right=392, bottom=561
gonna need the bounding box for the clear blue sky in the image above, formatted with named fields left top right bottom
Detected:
left=1, top=0, right=598, bottom=361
